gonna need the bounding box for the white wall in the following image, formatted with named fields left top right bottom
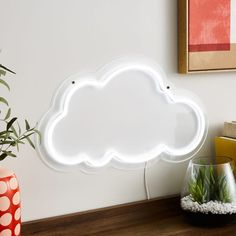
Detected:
left=0, top=0, right=235, bottom=222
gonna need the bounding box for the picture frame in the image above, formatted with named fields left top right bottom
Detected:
left=178, top=0, right=236, bottom=73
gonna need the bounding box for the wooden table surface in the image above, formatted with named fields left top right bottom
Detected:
left=22, top=197, right=236, bottom=236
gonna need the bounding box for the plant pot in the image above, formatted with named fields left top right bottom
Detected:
left=181, top=156, right=236, bottom=226
left=0, top=167, right=21, bottom=235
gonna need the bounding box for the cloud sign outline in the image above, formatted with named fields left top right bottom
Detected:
left=37, top=58, right=207, bottom=171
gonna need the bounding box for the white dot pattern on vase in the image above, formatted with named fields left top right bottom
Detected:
left=0, top=229, right=12, bottom=236
left=14, top=208, right=20, bottom=221
left=0, top=213, right=12, bottom=226
left=9, top=178, right=18, bottom=191
left=0, top=182, right=7, bottom=195
left=0, top=197, right=10, bottom=211
left=14, top=223, right=20, bottom=236
left=0, top=172, right=21, bottom=236
left=12, top=192, right=20, bottom=206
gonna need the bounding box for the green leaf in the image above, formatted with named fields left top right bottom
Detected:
left=20, top=132, right=35, bottom=140
left=0, top=134, right=10, bottom=145
left=7, top=117, right=17, bottom=130
left=10, top=125, right=18, bottom=138
left=0, top=97, right=8, bottom=106
left=0, top=130, right=13, bottom=136
left=0, top=79, right=10, bottom=91
left=0, top=65, right=15, bottom=74
left=0, top=140, right=15, bottom=145
left=2, top=132, right=11, bottom=142
left=26, top=137, right=35, bottom=149
left=4, top=108, right=11, bottom=121
left=0, top=69, right=6, bottom=77
left=2, top=151, right=16, bottom=158
left=210, top=169, right=215, bottom=184
left=0, top=153, right=7, bottom=161
left=25, top=119, right=30, bottom=130
left=9, top=136, right=19, bottom=151
left=17, top=122, right=21, bottom=136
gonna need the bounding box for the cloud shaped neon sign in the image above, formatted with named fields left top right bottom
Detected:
left=37, top=58, right=207, bottom=171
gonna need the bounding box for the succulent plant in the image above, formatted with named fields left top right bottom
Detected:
left=189, top=164, right=233, bottom=204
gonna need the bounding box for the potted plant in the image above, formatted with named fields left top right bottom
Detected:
left=181, top=156, right=236, bottom=226
left=0, top=64, right=40, bottom=236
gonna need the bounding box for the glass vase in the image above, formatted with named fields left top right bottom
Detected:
left=181, top=156, right=236, bottom=226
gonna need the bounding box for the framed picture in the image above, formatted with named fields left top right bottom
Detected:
left=178, top=0, right=236, bottom=73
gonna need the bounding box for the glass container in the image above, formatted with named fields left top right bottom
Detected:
left=181, top=156, right=236, bottom=226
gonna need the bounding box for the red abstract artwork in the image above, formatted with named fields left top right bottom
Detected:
left=189, top=0, right=230, bottom=52
left=178, top=0, right=236, bottom=73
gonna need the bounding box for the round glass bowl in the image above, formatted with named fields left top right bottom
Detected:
left=181, top=156, right=236, bottom=226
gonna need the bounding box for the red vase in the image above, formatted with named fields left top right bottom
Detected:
left=0, top=167, right=21, bottom=236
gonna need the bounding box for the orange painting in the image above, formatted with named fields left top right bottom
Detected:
left=189, top=0, right=230, bottom=52
left=178, top=0, right=236, bottom=73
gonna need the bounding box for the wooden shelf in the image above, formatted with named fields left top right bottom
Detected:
left=22, top=197, right=236, bottom=235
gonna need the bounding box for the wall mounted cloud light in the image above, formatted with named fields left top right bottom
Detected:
left=37, top=58, right=207, bottom=172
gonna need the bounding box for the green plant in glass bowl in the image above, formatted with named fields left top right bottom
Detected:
left=0, top=64, right=40, bottom=160
left=181, top=156, right=236, bottom=226
left=188, top=165, right=233, bottom=204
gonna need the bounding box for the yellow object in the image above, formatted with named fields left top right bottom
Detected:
left=215, top=137, right=236, bottom=173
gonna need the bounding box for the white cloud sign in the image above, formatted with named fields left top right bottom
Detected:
left=37, top=58, right=207, bottom=171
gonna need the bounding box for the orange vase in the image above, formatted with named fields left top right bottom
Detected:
left=0, top=167, right=21, bottom=236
